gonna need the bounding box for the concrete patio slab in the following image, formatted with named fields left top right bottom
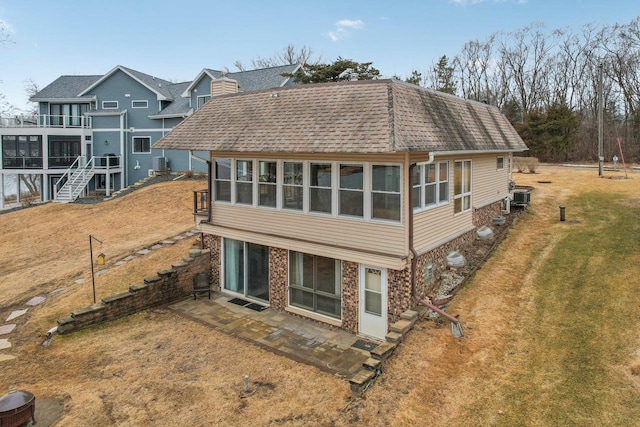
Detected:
left=171, top=295, right=373, bottom=378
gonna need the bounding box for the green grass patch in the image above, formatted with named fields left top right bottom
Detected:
left=494, top=191, right=640, bottom=426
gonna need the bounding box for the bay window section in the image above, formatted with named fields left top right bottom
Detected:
left=283, top=161, right=303, bottom=210
left=339, top=164, right=363, bottom=217
left=413, top=161, right=449, bottom=211
left=424, top=164, right=437, bottom=207
left=309, top=163, right=332, bottom=214
left=289, top=252, right=341, bottom=319
left=214, top=159, right=231, bottom=202
left=371, top=165, right=401, bottom=221
left=236, top=160, right=253, bottom=205
left=258, top=160, right=277, bottom=208
left=454, top=160, right=472, bottom=214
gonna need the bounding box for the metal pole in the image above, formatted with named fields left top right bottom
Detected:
left=89, top=234, right=103, bottom=304
left=598, top=62, right=604, bottom=177
left=90, top=235, right=96, bottom=304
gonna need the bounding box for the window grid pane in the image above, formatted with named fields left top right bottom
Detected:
left=283, top=162, right=303, bottom=210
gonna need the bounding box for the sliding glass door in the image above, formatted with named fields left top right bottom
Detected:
left=223, top=238, right=269, bottom=302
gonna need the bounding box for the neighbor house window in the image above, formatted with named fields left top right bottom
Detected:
left=197, top=95, right=211, bottom=109
left=258, top=160, right=277, bottom=208
left=132, top=100, right=148, bottom=108
left=371, top=164, right=401, bottom=221
left=309, top=163, right=332, bottom=214
left=339, top=164, right=363, bottom=217
left=102, top=101, right=118, bottom=109
left=214, top=158, right=231, bottom=202
left=236, top=160, right=253, bottom=205
left=413, top=161, right=449, bottom=211
left=132, top=137, right=151, bottom=153
left=497, top=156, right=505, bottom=170
left=289, top=251, right=341, bottom=319
left=283, top=161, right=303, bottom=210
left=454, top=160, right=472, bottom=214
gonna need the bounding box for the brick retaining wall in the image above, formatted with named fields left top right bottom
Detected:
left=57, top=249, right=210, bottom=334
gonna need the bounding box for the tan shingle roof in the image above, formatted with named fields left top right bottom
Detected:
left=154, top=79, right=527, bottom=154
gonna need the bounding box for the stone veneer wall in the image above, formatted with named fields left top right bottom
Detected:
left=387, top=266, right=412, bottom=325
left=269, top=247, right=288, bottom=311
left=341, top=261, right=359, bottom=334
left=57, top=249, right=210, bottom=334
left=473, top=201, right=502, bottom=227
left=203, top=234, right=221, bottom=292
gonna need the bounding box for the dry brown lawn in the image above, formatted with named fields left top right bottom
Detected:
left=1, top=166, right=639, bottom=426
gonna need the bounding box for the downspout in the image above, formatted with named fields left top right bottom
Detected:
left=408, top=153, right=462, bottom=336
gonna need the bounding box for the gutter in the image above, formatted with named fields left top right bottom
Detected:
left=408, top=153, right=463, bottom=336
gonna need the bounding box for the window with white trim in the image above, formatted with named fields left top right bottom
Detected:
left=454, top=160, right=472, bottom=214
left=197, top=95, right=211, bottom=109
left=283, top=161, right=303, bottom=210
left=214, top=158, right=231, bottom=202
left=132, top=100, right=148, bottom=108
left=102, top=101, right=118, bottom=109
left=412, top=161, right=449, bottom=211
left=339, top=164, right=363, bottom=218
left=132, top=137, right=150, bottom=153
left=236, top=160, right=253, bottom=205
left=371, top=164, right=401, bottom=221
left=309, top=162, right=332, bottom=214
left=258, top=160, right=277, bottom=208
left=497, top=156, right=505, bottom=170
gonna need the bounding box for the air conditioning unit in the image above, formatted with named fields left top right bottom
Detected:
left=152, top=156, right=167, bottom=173
left=512, top=189, right=531, bottom=207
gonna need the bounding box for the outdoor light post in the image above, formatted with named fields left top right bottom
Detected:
left=89, top=234, right=103, bottom=304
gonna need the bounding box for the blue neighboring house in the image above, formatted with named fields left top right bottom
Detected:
left=0, top=64, right=299, bottom=207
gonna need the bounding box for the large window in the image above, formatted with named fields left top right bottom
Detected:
left=339, top=164, right=363, bottom=217
left=211, top=158, right=402, bottom=223
left=413, top=161, right=449, bottom=211
left=310, top=163, right=332, bottom=214
left=372, top=164, right=401, bottom=221
left=289, top=252, right=341, bottom=319
left=133, top=137, right=151, bottom=153
left=236, top=160, right=253, bottom=205
left=283, top=161, right=303, bottom=210
left=454, top=160, right=472, bottom=214
left=258, top=160, right=277, bottom=208
left=214, top=158, right=231, bottom=202
left=49, top=103, right=88, bottom=127
left=48, top=135, right=81, bottom=168
left=2, top=135, right=42, bottom=168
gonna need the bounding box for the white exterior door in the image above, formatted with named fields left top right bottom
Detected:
left=359, top=265, right=388, bottom=340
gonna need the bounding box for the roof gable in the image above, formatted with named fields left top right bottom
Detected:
left=78, top=65, right=174, bottom=101
left=155, top=79, right=527, bottom=154
left=31, top=75, right=102, bottom=101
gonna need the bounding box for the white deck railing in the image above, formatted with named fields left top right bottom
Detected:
left=0, top=115, right=92, bottom=129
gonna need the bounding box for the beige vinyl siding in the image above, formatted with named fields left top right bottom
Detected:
left=413, top=204, right=473, bottom=254
left=210, top=203, right=406, bottom=256
left=472, top=153, right=509, bottom=208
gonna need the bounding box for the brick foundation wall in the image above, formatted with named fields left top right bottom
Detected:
left=57, top=249, right=210, bottom=334
left=341, top=261, right=359, bottom=334
left=269, top=247, right=288, bottom=311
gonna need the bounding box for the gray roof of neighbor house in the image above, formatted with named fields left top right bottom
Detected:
left=155, top=79, right=528, bottom=154
left=151, top=82, right=192, bottom=118
left=31, top=75, right=102, bottom=100
left=206, top=64, right=299, bottom=93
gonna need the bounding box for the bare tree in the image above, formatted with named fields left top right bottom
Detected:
left=235, top=44, right=320, bottom=71
left=23, top=78, right=39, bottom=116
